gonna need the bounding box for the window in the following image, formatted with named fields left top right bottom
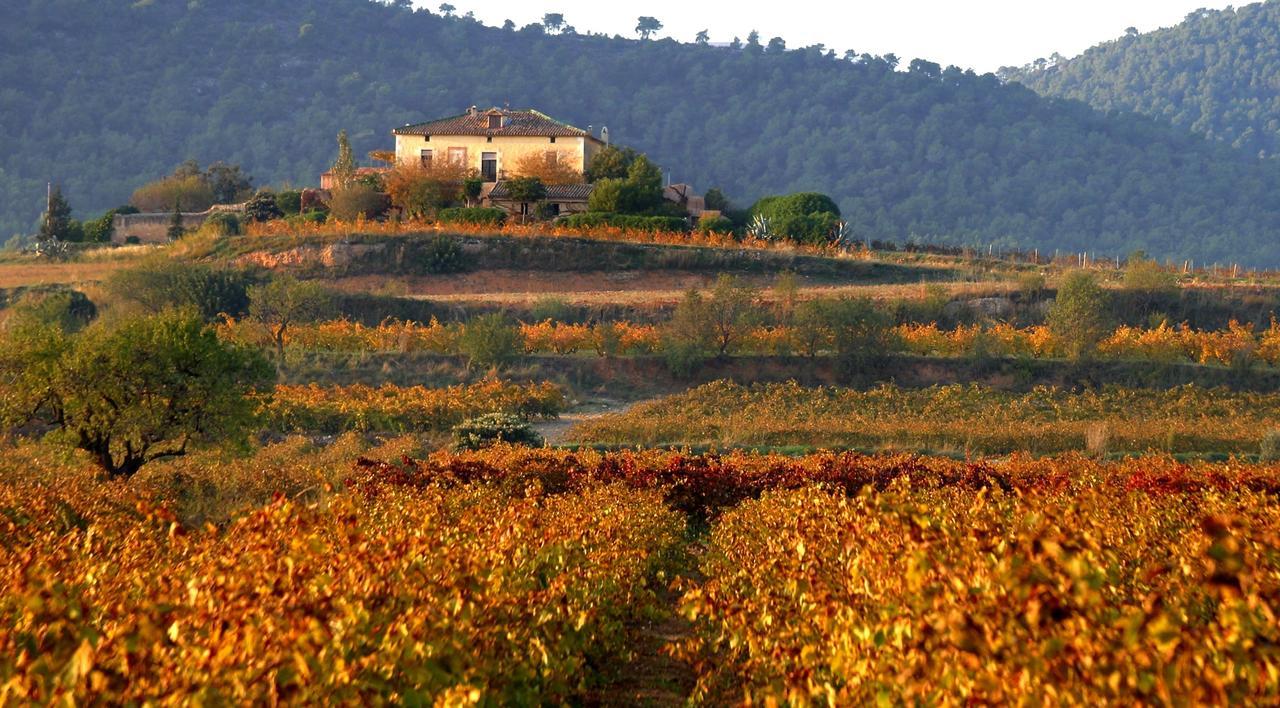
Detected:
left=448, top=147, right=467, bottom=166
left=486, top=136, right=492, bottom=143
left=419, top=149, right=433, bottom=167
left=481, top=152, right=498, bottom=182
left=549, top=136, right=557, bottom=144
left=488, top=114, right=501, bottom=129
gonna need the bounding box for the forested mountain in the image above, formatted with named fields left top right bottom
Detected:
left=1003, top=2, right=1280, bottom=160
left=7, top=0, right=1280, bottom=264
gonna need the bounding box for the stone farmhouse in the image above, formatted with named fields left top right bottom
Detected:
left=393, top=106, right=606, bottom=217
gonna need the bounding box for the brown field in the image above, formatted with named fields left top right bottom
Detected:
left=0, top=260, right=132, bottom=288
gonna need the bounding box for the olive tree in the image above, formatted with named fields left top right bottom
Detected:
left=1048, top=270, right=1112, bottom=361
left=247, top=277, right=331, bottom=361
left=0, top=310, right=273, bottom=478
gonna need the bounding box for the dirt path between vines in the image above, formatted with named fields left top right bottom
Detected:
left=534, top=397, right=644, bottom=445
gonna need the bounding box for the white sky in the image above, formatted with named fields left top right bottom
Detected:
left=414, top=0, right=1240, bottom=73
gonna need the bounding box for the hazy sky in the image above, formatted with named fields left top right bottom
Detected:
left=413, top=0, right=1239, bottom=73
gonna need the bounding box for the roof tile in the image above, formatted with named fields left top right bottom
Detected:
left=394, top=108, right=598, bottom=139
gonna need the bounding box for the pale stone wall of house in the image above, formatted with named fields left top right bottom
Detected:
left=394, top=134, right=601, bottom=179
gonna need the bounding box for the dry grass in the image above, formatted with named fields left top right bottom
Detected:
left=0, top=260, right=134, bottom=288
left=326, top=271, right=1019, bottom=307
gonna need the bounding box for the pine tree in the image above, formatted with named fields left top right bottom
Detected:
left=39, top=185, right=73, bottom=242
left=332, top=130, right=356, bottom=189
left=167, top=199, right=185, bottom=240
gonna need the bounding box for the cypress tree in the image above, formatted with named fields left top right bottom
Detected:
left=39, top=185, right=73, bottom=242
left=332, top=130, right=356, bottom=189
left=167, top=199, right=185, bottom=240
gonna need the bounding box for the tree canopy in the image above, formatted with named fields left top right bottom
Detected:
left=0, top=309, right=274, bottom=478
left=1002, top=3, right=1280, bottom=162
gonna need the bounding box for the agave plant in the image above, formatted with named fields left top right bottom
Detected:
left=829, top=219, right=853, bottom=246
left=746, top=214, right=773, bottom=240
left=33, top=236, right=69, bottom=261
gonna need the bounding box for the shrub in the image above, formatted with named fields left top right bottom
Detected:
left=417, top=234, right=469, bottom=274
left=1261, top=430, right=1280, bottom=462
left=330, top=184, right=390, bottom=221
left=459, top=314, right=522, bottom=369
left=530, top=296, right=574, bottom=322
left=437, top=207, right=506, bottom=227
left=559, top=213, right=687, bottom=232
left=1049, top=270, right=1112, bottom=361
left=243, top=190, right=284, bottom=223
left=130, top=174, right=215, bottom=213
left=662, top=289, right=715, bottom=376
left=749, top=192, right=842, bottom=244
left=106, top=260, right=254, bottom=321
left=81, top=209, right=117, bottom=243
left=384, top=163, right=467, bottom=218
left=824, top=297, right=897, bottom=378
left=452, top=413, right=545, bottom=450
left=512, top=150, right=583, bottom=185
left=750, top=192, right=841, bottom=220
left=697, top=213, right=734, bottom=234
left=6, top=289, right=97, bottom=333
left=275, top=190, right=303, bottom=215
left=204, top=211, right=241, bottom=236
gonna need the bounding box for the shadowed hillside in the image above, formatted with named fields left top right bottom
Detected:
left=7, top=0, right=1280, bottom=263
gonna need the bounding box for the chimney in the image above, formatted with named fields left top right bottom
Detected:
left=467, top=105, right=478, bottom=116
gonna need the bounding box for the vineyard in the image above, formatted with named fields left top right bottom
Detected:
left=218, top=317, right=1280, bottom=367
left=3, top=444, right=1280, bottom=703
left=569, top=380, right=1280, bottom=455
left=261, top=381, right=564, bottom=433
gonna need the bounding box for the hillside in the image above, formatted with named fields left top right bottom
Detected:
left=1002, top=2, right=1280, bottom=160
left=8, top=0, right=1280, bottom=264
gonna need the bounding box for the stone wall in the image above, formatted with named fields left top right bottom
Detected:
left=111, top=203, right=244, bottom=244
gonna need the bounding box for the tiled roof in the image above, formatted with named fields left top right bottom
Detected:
left=394, top=108, right=598, bottom=139
left=489, top=181, right=595, bottom=202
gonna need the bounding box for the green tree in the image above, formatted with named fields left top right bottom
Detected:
left=1048, top=270, right=1112, bottom=361
left=585, top=145, right=640, bottom=182
left=704, top=187, right=730, bottom=212
left=586, top=155, right=664, bottom=214
left=705, top=273, right=759, bottom=355
left=204, top=162, right=254, bottom=204
left=247, top=277, right=331, bottom=361
left=695, top=30, right=709, bottom=45
left=662, top=289, right=714, bottom=376
left=635, top=16, right=662, bottom=40
left=39, top=185, right=74, bottom=242
left=0, top=310, right=273, bottom=478
left=331, top=129, right=356, bottom=189
left=505, top=176, right=547, bottom=223
left=329, top=184, right=388, bottom=221
left=107, top=260, right=253, bottom=321
left=462, top=176, right=484, bottom=206
left=243, top=190, right=284, bottom=222
left=542, top=13, right=565, bottom=33
left=167, top=198, right=185, bottom=239
left=824, top=297, right=896, bottom=378
left=458, top=313, right=522, bottom=369
left=81, top=209, right=116, bottom=243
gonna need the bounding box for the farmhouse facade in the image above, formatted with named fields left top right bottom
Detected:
left=393, top=107, right=605, bottom=182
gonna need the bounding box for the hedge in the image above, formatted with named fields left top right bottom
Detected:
left=437, top=207, right=507, bottom=226
left=559, top=213, right=688, bottom=232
